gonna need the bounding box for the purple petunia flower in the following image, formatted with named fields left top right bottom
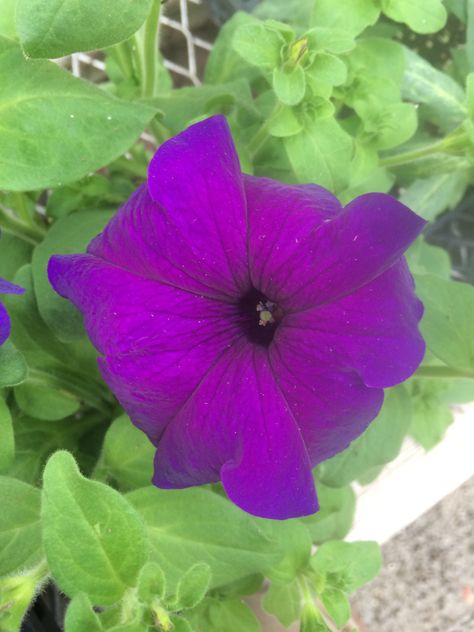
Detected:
left=0, top=278, right=24, bottom=345
left=48, top=115, right=425, bottom=519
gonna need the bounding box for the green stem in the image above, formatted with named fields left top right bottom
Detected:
left=131, top=34, right=145, bottom=87
left=111, top=41, right=135, bottom=81
left=380, top=131, right=469, bottom=168
left=142, top=0, right=161, bottom=98
left=0, top=205, right=45, bottom=245
left=150, top=117, right=171, bottom=145
left=248, top=103, right=284, bottom=158
left=28, top=368, right=114, bottom=414
left=415, top=365, right=474, bottom=380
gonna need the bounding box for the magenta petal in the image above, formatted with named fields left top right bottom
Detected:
left=0, top=279, right=24, bottom=295
left=285, top=260, right=425, bottom=388
left=146, top=115, right=249, bottom=295
left=48, top=253, right=238, bottom=442
left=0, top=303, right=11, bottom=345
left=153, top=344, right=318, bottom=519
left=248, top=188, right=426, bottom=311
left=269, top=327, right=384, bottom=465
left=245, top=174, right=342, bottom=299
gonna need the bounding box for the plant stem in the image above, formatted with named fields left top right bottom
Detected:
left=0, top=205, right=45, bottom=245
left=28, top=367, right=114, bottom=415
left=248, top=103, right=284, bottom=158
left=379, top=131, right=469, bottom=168
left=415, top=365, right=474, bottom=380
left=111, top=41, right=135, bottom=81
left=142, top=0, right=161, bottom=98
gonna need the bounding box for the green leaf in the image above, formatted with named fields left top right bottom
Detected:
left=173, top=563, right=211, bottom=610
left=17, top=0, right=152, bottom=58
left=358, top=102, right=418, bottom=150
left=307, top=53, right=347, bottom=86
left=318, top=387, right=411, bottom=487
left=14, top=380, right=80, bottom=420
left=382, top=0, right=447, bottom=33
left=400, top=171, right=470, bottom=221
left=207, top=598, right=260, bottom=632
left=402, top=47, right=467, bottom=132
left=273, top=65, right=306, bottom=105
left=415, top=275, right=474, bottom=373
left=320, top=587, right=350, bottom=627
left=137, top=561, right=166, bottom=603
left=0, top=340, right=27, bottom=387
left=300, top=483, right=355, bottom=544
left=306, top=27, right=355, bottom=55
left=259, top=519, right=312, bottom=585
left=346, top=38, right=405, bottom=105
left=311, top=541, right=381, bottom=592
left=310, top=0, right=380, bottom=38
left=0, top=233, right=32, bottom=282
left=100, top=415, right=155, bottom=491
left=300, top=603, right=330, bottom=632
left=254, top=0, right=314, bottom=29
left=127, top=486, right=280, bottom=591
left=263, top=580, right=301, bottom=627
left=152, top=79, right=258, bottom=136
left=0, top=399, right=14, bottom=473
left=0, top=38, right=156, bottom=191
left=64, top=593, right=103, bottom=632
left=205, top=13, right=262, bottom=84
left=267, top=106, right=303, bottom=137
left=32, top=210, right=113, bottom=342
left=408, top=379, right=454, bottom=449
left=284, top=117, right=352, bottom=193
left=42, top=451, right=148, bottom=605
left=0, top=476, right=42, bottom=576
left=0, top=0, right=16, bottom=39
left=406, top=239, right=451, bottom=279
left=233, top=21, right=283, bottom=68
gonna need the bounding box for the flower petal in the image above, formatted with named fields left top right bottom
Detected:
left=269, top=330, right=384, bottom=466
left=153, top=344, right=318, bottom=519
left=0, top=303, right=12, bottom=345
left=284, top=260, right=425, bottom=388
left=245, top=174, right=342, bottom=298
left=0, top=279, right=24, bottom=295
left=98, top=114, right=247, bottom=298
left=247, top=186, right=425, bottom=311
left=48, top=254, right=238, bottom=442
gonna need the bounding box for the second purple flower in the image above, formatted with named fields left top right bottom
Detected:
left=48, top=115, right=425, bottom=519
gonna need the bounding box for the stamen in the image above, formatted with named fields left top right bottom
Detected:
left=256, top=301, right=276, bottom=327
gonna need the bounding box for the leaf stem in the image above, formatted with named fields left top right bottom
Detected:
left=27, top=367, right=114, bottom=414
left=415, top=365, right=474, bottom=380
left=0, top=205, right=45, bottom=245
left=379, top=131, right=469, bottom=167
left=111, top=41, right=135, bottom=81
left=248, top=103, right=284, bottom=158
left=142, top=0, right=162, bottom=98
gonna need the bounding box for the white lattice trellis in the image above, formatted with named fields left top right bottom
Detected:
left=68, top=0, right=212, bottom=86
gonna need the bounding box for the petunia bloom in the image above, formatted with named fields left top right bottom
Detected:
left=0, top=278, right=24, bottom=345
left=48, top=115, right=425, bottom=520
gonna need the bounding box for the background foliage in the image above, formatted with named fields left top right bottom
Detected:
left=1, top=0, right=474, bottom=630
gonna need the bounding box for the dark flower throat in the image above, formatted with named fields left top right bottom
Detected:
left=237, top=288, right=282, bottom=347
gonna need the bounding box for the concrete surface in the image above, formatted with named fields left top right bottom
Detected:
left=352, top=476, right=474, bottom=632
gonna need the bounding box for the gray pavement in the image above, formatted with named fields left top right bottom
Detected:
left=353, top=476, right=474, bottom=632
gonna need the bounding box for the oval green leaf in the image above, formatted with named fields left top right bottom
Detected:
left=0, top=476, right=43, bottom=576
left=42, top=451, right=148, bottom=605
left=17, top=0, right=153, bottom=58
left=0, top=37, right=156, bottom=191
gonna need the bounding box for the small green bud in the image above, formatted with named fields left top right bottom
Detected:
left=289, top=37, right=308, bottom=65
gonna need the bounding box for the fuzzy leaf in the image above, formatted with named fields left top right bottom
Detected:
left=42, top=451, right=148, bottom=605
left=17, top=0, right=153, bottom=58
